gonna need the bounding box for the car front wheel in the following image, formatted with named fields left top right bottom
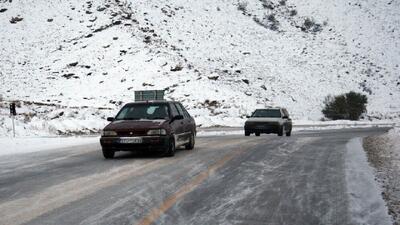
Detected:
left=245, top=131, right=250, bottom=136
left=185, top=133, right=195, bottom=150
left=277, top=126, right=283, bottom=136
left=102, top=148, right=115, bottom=159
left=165, top=138, right=176, bottom=157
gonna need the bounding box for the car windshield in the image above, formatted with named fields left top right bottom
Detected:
left=115, top=103, right=170, bottom=120
left=252, top=109, right=281, bottom=118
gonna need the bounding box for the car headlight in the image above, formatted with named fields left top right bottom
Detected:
left=101, top=130, right=118, bottom=136
left=147, top=129, right=167, bottom=136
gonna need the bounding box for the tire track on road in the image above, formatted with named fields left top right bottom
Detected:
left=0, top=136, right=253, bottom=225
left=135, top=141, right=260, bottom=225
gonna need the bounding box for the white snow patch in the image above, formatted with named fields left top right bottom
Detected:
left=196, top=130, right=244, bottom=137
left=0, top=136, right=99, bottom=156
left=345, top=138, right=392, bottom=225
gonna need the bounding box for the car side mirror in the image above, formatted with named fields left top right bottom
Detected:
left=107, top=117, right=115, bottom=122
left=246, top=115, right=250, bottom=118
left=171, top=115, right=184, bottom=123
left=174, top=115, right=184, bottom=120
left=282, top=116, right=288, bottom=119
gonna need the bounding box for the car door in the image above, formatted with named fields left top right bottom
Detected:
left=181, top=104, right=196, bottom=135
left=169, top=103, right=185, bottom=145
left=282, top=108, right=292, bottom=132
left=172, top=103, right=187, bottom=145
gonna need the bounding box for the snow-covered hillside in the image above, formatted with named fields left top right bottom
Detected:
left=1, top=0, right=399, bottom=135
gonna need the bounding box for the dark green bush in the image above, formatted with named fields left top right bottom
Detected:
left=322, top=91, right=368, bottom=120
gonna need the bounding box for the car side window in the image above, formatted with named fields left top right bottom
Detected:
left=181, top=105, right=191, bottom=118
left=174, top=103, right=185, bottom=117
left=169, top=103, right=179, bottom=117
left=179, top=103, right=191, bottom=118
left=282, top=109, right=289, bottom=118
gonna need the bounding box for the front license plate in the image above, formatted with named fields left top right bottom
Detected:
left=119, top=137, right=143, bottom=144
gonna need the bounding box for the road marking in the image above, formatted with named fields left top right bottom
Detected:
left=136, top=146, right=251, bottom=225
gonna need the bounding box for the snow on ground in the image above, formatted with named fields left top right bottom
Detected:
left=197, top=121, right=396, bottom=136
left=0, top=136, right=99, bottom=156
left=197, top=130, right=244, bottom=137
left=363, top=127, right=400, bottom=224
left=292, top=121, right=396, bottom=132
left=0, top=103, right=395, bottom=138
left=0, top=0, right=399, bottom=136
left=345, top=138, right=392, bottom=225
left=0, top=101, right=114, bottom=136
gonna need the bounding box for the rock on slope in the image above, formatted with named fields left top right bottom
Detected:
left=0, top=0, right=399, bottom=134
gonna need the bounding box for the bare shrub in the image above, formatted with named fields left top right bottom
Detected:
left=260, top=0, right=274, bottom=9
left=301, top=17, right=323, bottom=33
left=253, top=14, right=280, bottom=31
left=237, top=1, right=248, bottom=13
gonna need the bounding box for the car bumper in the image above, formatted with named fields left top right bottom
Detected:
left=245, top=124, right=280, bottom=133
left=100, top=136, right=170, bottom=151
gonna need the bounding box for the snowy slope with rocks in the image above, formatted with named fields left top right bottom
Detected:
left=0, top=0, right=399, bottom=136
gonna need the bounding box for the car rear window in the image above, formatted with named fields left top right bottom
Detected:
left=115, top=103, right=170, bottom=120
left=252, top=109, right=281, bottom=118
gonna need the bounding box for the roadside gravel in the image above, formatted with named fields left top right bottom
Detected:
left=363, top=128, right=400, bottom=225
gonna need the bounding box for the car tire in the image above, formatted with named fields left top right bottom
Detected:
left=185, top=133, right=195, bottom=150
left=165, top=138, right=176, bottom=157
left=245, top=131, right=250, bottom=136
left=255, top=132, right=260, bottom=136
left=277, top=126, right=283, bottom=136
left=102, top=148, right=115, bottom=159
left=286, top=130, right=291, bottom=136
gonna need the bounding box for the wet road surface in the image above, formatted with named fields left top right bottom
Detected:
left=0, top=128, right=389, bottom=225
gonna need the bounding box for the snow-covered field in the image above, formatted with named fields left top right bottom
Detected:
left=0, top=136, right=99, bottom=156
left=0, top=107, right=395, bottom=137
left=1, top=0, right=399, bottom=136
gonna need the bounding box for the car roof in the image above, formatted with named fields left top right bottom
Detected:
left=255, top=107, right=284, bottom=110
left=124, top=100, right=179, bottom=105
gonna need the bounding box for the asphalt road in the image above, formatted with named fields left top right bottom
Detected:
left=0, top=128, right=390, bottom=225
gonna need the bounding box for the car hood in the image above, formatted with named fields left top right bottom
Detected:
left=104, top=119, right=167, bottom=131
left=246, top=118, right=282, bottom=123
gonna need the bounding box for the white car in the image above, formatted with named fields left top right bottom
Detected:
left=244, top=108, right=292, bottom=136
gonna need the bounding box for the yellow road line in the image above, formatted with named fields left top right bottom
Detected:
left=136, top=146, right=249, bottom=225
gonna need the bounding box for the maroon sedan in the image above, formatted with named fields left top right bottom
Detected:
left=100, top=101, right=196, bottom=158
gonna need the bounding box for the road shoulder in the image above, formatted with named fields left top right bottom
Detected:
left=363, top=128, right=400, bottom=225
left=345, top=138, right=392, bottom=225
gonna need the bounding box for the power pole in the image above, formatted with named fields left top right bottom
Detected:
left=10, top=102, right=16, bottom=138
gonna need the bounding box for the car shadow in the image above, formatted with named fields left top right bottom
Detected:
left=111, top=147, right=188, bottom=159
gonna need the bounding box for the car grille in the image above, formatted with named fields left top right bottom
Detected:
left=246, top=122, right=279, bottom=128
left=117, top=130, right=147, bottom=136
